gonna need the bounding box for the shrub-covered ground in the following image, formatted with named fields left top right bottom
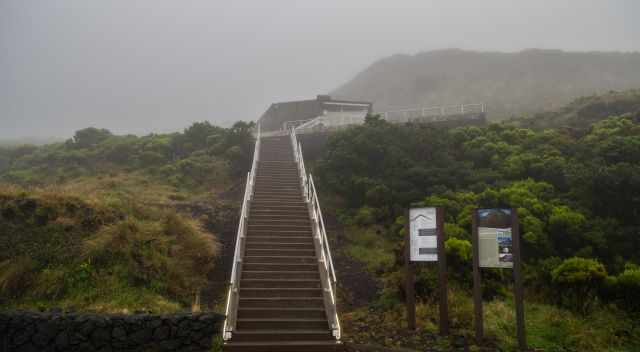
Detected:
left=0, top=121, right=253, bottom=313
left=316, top=91, right=640, bottom=351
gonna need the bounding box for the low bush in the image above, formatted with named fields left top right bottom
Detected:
left=551, top=257, right=607, bottom=314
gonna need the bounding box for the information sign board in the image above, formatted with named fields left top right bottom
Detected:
left=409, top=207, right=437, bottom=261
left=477, top=208, right=513, bottom=268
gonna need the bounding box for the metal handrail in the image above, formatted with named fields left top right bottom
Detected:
left=283, top=119, right=313, bottom=131
left=308, top=176, right=337, bottom=286
left=381, top=103, right=485, bottom=120
left=289, top=127, right=341, bottom=339
left=223, top=124, right=260, bottom=340
left=285, top=103, right=485, bottom=135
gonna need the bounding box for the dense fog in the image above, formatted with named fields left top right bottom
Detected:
left=1, top=0, right=638, bottom=139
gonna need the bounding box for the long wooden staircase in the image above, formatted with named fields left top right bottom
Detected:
left=223, top=127, right=341, bottom=352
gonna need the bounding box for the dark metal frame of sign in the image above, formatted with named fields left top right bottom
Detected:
left=404, top=207, right=449, bottom=335
left=472, top=208, right=526, bottom=351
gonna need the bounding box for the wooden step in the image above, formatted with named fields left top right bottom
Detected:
left=224, top=340, right=342, bottom=352
left=246, top=230, right=313, bottom=237
left=258, top=166, right=297, bottom=171
left=236, top=318, right=328, bottom=330
left=253, top=187, right=301, bottom=192
left=256, top=173, right=297, bottom=176
left=253, top=188, right=302, bottom=194
left=242, top=263, right=318, bottom=272
left=254, top=182, right=300, bottom=186
left=245, top=249, right=316, bottom=257
left=245, top=241, right=314, bottom=249
left=249, top=203, right=308, bottom=211
left=243, top=256, right=317, bottom=264
left=239, top=297, right=324, bottom=308
left=251, top=200, right=306, bottom=205
left=253, top=187, right=301, bottom=194
left=255, top=174, right=298, bottom=178
left=241, top=271, right=319, bottom=280
left=255, top=175, right=300, bottom=181
left=249, top=209, right=309, bottom=215
left=239, top=288, right=323, bottom=298
left=248, top=224, right=311, bottom=232
left=248, top=215, right=310, bottom=222
left=252, top=195, right=303, bottom=201
left=248, top=219, right=310, bottom=226
left=255, top=176, right=299, bottom=181
left=253, top=189, right=301, bottom=194
left=238, top=308, right=327, bottom=319
left=252, top=196, right=303, bottom=202
left=240, top=279, right=322, bottom=289
left=253, top=183, right=301, bottom=188
left=249, top=211, right=310, bottom=218
left=232, top=329, right=333, bottom=342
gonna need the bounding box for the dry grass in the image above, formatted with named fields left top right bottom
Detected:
left=0, top=257, right=37, bottom=298
left=0, top=181, right=221, bottom=312
left=82, top=211, right=219, bottom=300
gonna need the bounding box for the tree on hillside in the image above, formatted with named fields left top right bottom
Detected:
left=551, top=257, right=607, bottom=314
left=71, top=128, right=113, bottom=148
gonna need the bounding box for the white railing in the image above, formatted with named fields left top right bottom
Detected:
left=381, top=103, right=485, bottom=122
left=283, top=119, right=313, bottom=131
left=222, top=124, right=261, bottom=340
left=289, top=127, right=341, bottom=339
left=296, top=111, right=368, bottom=131
left=281, top=103, right=485, bottom=134
left=283, top=109, right=368, bottom=132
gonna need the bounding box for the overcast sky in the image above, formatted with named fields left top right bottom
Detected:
left=1, top=0, right=639, bottom=139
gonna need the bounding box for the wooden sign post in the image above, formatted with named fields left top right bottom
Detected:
left=472, top=208, right=527, bottom=351
left=471, top=210, right=483, bottom=341
left=512, top=211, right=527, bottom=351
left=405, top=207, right=449, bottom=335
left=404, top=208, right=416, bottom=330
left=436, top=207, right=449, bottom=335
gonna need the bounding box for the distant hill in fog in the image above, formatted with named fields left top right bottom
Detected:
left=0, top=136, right=64, bottom=146
left=332, top=49, right=640, bottom=120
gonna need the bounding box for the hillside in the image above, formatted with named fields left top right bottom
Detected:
left=332, top=49, right=640, bottom=120
left=313, top=92, right=640, bottom=351
left=510, top=89, right=640, bottom=130
left=0, top=121, right=253, bottom=313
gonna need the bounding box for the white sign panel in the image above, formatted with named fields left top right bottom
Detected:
left=409, top=207, right=438, bottom=262
left=476, top=208, right=513, bottom=269
left=478, top=227, right=513, bottom=268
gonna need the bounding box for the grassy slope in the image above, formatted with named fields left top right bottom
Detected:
left=0, top=183, right=220, bottom=313
left=0, top=123, right=252, bottom=313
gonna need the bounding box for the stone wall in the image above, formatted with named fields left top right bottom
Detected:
left=0, top=310, right=224, bottom=352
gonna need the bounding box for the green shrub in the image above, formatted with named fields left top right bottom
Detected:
left=445, top=237, right=473, bottom=286
left=445, top=237, right=471, bottom=262
left=353, top=206, right=376, bottom=226
left=551, top=257, right=607, bottom=314
left=610, top=264, right=640, bottom=314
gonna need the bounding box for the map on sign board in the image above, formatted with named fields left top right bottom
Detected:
left=477, top=208, right=513, bottom=268
left=409, top=207, right=437, bottom=262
